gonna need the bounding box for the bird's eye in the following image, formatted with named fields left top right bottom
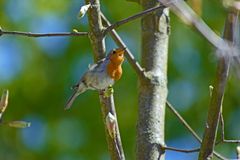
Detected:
left=112, top=50, right=116, bottom=54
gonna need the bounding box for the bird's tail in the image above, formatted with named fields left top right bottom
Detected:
left=65, top=83, right=86, bottom=110
left=65, top=90, right=79, bottom=110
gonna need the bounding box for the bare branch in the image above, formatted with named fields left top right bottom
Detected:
left=100, top=13, right=146, bottom=79
left=218, top=112, right=226, bottom=144
left=103, top=4, right=166, bottom=35
left=158, top=0, right=238, bottom=59
left=217, top=112, right=240, bottom=145
left=166, top=101, right=228, bottom=160
left=166, top=101, right=201, bottom=142
left=98, top=93, right=125, bottom=160
left=163, top=146, right=200, bottom=153
left=222, top=139, right=240, bottom=144
left=0, top=28, right=88, bottom=38
left=198, top=10, right=237, bottom=160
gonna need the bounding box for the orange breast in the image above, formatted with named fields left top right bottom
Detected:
left=107, top=63, right=123, bottom=81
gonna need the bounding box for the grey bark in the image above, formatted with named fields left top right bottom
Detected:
left=136, top=1, right=169, bottom=159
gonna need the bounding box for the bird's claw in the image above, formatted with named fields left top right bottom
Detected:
left=103, top=86, right=114, bottom=98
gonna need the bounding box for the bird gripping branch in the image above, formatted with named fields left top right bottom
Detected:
left=65, top=48, right=126, bottom=110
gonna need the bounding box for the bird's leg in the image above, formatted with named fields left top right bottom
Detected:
left=103, top=85, right=114, bottom=98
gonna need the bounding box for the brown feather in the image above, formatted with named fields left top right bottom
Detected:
left=107, top=63, right=122, bottom=80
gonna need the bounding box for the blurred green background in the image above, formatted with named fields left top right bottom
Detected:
left=0, top=0, right=239, bottom=159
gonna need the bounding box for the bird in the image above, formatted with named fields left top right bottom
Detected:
left=65, top=47, right=126, bottom=110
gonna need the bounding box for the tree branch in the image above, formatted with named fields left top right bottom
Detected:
left=158, top=0, right=238, bottom=59
left=103, top=4, right=166, bottom=35
left=0, top=28, right=88, bottom=38
left=221, top=139, right=240, bottom=144
left=216, top=112, right=240, bottom=145
left=100, top=13, right=146, bottom=79
left=166, top=101, right=201, bottom=141
left=163, top=146, right=200, bottom=153
left=166, top=101, right=228, bottom=160
left=198, top=10, right=237, bottom=160
left=85, top=0, right=125, bottom=159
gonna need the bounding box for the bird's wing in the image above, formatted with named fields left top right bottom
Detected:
left=89, top=57, right=108, bottom=72
left=88, top=51, right=112, bottom=70
left=71, top=58, right=106, bottom=88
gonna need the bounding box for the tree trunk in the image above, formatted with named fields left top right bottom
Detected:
left=136, top=1, right=169, bottom=160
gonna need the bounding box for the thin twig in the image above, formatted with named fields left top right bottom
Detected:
left=217, top=112, right=240, bottom=145
left=166, top=101, right=202, bottom=142
left=219, top=111, right=225, bottom=144
left=0, top=29, right=88, bottom=38
left=100, top=12, right=146, bottom=79
left=158, top=0, right=238, bottom=59
left=163, top=146, right=200, bottom=153
left=166, top=101, right=228, bottom=160
left=222, top=139, right=240, bottom=144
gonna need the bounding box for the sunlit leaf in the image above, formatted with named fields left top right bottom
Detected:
left=72, top=29, right=79, bottom=33
left=8, top=121, right=31, bottom=128
left=237, top=146, right=240, bottom=159
left=0, top=90, right=9, bottom=119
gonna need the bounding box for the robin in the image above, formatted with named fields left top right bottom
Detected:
left=65, top=47, right=126, bottom=110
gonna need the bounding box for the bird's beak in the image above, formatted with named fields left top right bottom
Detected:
left=118, top=47, right=126, bottom=56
